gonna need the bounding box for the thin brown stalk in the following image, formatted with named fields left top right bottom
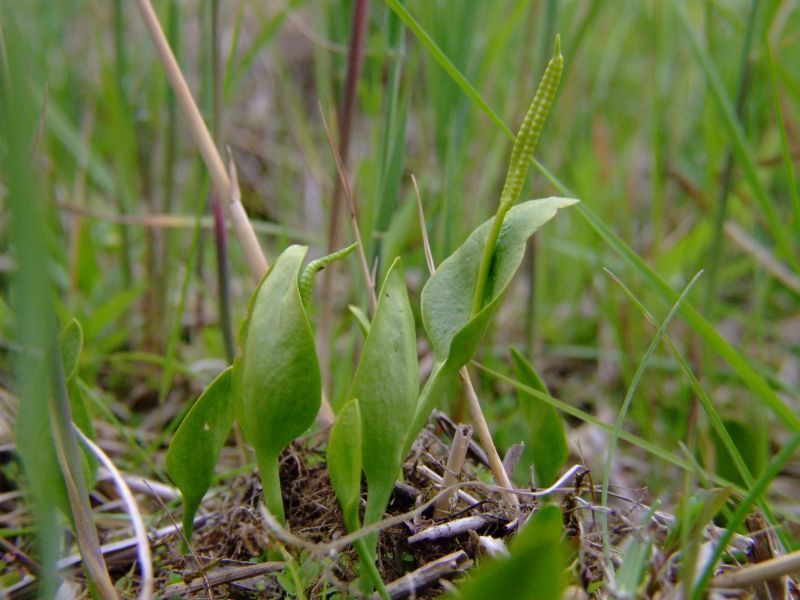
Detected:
left=412, top=174, right=435, bottom=275
left=325, top=0, right=370, bottom=255
left=134, top=0, right=268, bottom=281
left=458, top=369, right=519, bottom=510
left=319, top=106, right=377, bottom=312
left=725, top=221, right=800, bottom=295
left=434, top=424, right=472, bottom=518
left=318, top=0, right=370, bottom=397
left=710, top=549, right=800, bottom=589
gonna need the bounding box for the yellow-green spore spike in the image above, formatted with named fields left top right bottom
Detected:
left=471, top=35, right=563, bottom=317
left=500, top=35, right=563, bottom=210
left=298, top=242, right=358, bottom=305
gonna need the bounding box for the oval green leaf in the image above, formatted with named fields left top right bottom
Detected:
left=166, top=367, right=235, bottom=542
left=235, top=245, right=321, bottom=521
left=350, top=258, right=418, bottom=533
left=421, top=197, right=577, bottom=371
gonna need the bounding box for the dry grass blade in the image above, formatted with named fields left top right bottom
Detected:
left=162, top=561, right=284, bottom=597
left=458, top=369, right=519, bottom=510
left=133, top=0, right=268, bottom=280
left=710, top=549, right=800, bottom=590
left=74, top=426, right=153, bottom=600
left=725, top=221, right=800, bottom=295
left=48, top=334, right=118, bottom=599
left=225, top=148, right=269, bottom=281
left=319, top=104, right=377, bottom=312
left=412, top=174, right=436, bottom=276
left=416, top=464, right=480, bottom=506
left=434, top=424, right=472, bottom=518
left=380, top=550, right=470, bottom=599
left=259, top=464, right=584, bottom=557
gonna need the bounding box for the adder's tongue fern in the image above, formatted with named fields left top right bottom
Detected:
left=470, top=35, right=563, bottom=316
left=299, top=243, right=359, bottom=306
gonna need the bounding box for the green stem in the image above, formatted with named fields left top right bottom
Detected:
left=355, top=538, right=389, bottom=600
left=258, top=454, right=285, bottom=524
left=359, top=485, right=393, bottom=597
left=342, top=506, right=387, bottom=598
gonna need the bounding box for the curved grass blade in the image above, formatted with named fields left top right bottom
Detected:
left=672, top=1, right=798, bottom=272
left=235, top=245, right=321, bottom=523
left=384, top=0, right=512, bottom=139
left=600, top=271, right=703, bottom=561
left=474, top=361, right=746, bottom=493
left=166, top=367, right=234, bottom=542
left=691, top=431, right=800, bottom=599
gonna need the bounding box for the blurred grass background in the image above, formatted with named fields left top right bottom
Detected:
left=2, top=0, right=799, bottom=556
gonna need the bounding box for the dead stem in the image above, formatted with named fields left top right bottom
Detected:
left=134, top=0, right=268, bottom=281
left=75, top=427, right=153, bottom=600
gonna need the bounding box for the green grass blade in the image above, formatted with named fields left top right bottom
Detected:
left=384, top=0, right=512, bottom=139
left=672, top=0, right=798, bottom=272
left=534, top=159, right=799, bottom=431
left=766, top=38, right=800, bottom=230
left=474, top=361, right=745, bottom=494
left=600, top=271, right=703, bottom=560
left=691, top=431, right=800, bottom=599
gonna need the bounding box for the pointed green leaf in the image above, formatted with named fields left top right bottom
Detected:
left=352, top=258, right=418, bottom=499
left=422, top=197, right=576, bottom=371
left=412, top=197, right=576, bottom=437
left=166, top=367, right=235, bottom=542
left=347, top=305, right=371, bottom=337
left=449, top=504, right=564, bottom=600
left=235, top=245, right=321, bottom=521
left=327, top=398, right=362, bottom=532
left=59, top=319, right=83, bottom=381
left=510, top=348, right=568, bottom=488
left=614, top=537, right=651, bottom=598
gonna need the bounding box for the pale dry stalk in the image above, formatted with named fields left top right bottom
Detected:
left=434, top=424, right=472, bottom=518
left=134, top=0, right=267, bottom=282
